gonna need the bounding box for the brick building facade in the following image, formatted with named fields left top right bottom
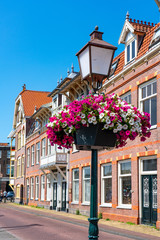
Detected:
left=9, top=14, right=160, bottom=228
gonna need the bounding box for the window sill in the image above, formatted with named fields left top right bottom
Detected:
left=99, top=203, right=112, bottom=208
left=116, top=205, right=132, bottom=209
left=72, top=150, right=79, bottom=154
left=150, top=125, right=157, bottom=130
left=81, top=202, right=90, bottom=206
left=71, top=201, right=79, bottom=205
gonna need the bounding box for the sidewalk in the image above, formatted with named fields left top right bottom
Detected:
left=6, top=203, right=160, bottom=239
left=0, top=228, right=19, bottom=240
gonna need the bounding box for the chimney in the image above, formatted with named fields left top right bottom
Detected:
left=90, top=26, right=104, bottom=40
left=22, top=84, right=26, bottom=91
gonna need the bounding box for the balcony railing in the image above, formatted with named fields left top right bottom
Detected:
left=40, top=152, right=67, bottom=169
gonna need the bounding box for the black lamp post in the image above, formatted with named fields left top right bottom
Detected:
left=76, top=27, right=117, bottom=239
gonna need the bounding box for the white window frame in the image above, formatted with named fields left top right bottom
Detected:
left=46, top=174, right=51, bottom=201
left=27, top=148, right=30, bottom=167
left=118, top=160, right=132, bottom=209
left=31, top=145, right=35, bottom=166
left=17, top=157, right=21, bottom=177
left=101, top=163, right=112, bottom=207
left=139, top=78, right=157, bottom=128
left=125, top=37, right=137, bottom=65
left=42, top=138, right=46, bottom=157
left=48, top=139, right=51, bottom=156
left=41, top=175, right=45, bottom=201
left=31, top=177, right=34, bottom=199
left=72, top=168, right=79, bottom=203
left=35, top=176, right=39, bottom=200
left=36, top=142, right=40, bottom=164
left=82, top=167, right=90, bottom=204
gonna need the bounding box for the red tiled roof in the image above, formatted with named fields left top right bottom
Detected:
left=0, top=143, right=9, bottom=146
left=129, top=19, right=154, bottom=33
left=20, top=90, right=52, bottom=117
left=111, top=22, right=160, bottom=78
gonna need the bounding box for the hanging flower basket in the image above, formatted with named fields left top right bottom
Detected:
left=46, top=93, right=151, bottom=150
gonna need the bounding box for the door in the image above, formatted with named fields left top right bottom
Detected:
left=61, top=182, right=66, bottom=211
left=53, top=183, right=57, bottom=210
left=142, top=175, right=157, bottom=225
left=20, top=185, right=23, bottom=204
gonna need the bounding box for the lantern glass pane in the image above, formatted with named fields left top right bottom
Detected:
left=78, top=46, right=90, bottom=79
left=91, top=46, right=113, bottom=76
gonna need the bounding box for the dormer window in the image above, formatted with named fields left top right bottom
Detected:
left=126, top=39, right=136, bottom=64
left=150, top=26, right=160, bottom=48
left=110, top=59, right=119, bottom=77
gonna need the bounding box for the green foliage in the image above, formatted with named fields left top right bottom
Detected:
left=76, top=209, right=80, bottom=215
left=98, top=213, right=102, bottom=219
left=126, top=222, right=135, bottom=225
left=106, top=218, right=110, bottom=221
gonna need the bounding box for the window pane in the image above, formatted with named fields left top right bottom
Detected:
left=143, top=159, right=157, bottom=171
left=104, top=178, right=112, bottom=203
left=73, top=181, right=79, bottom=201
left=142, top=87, right=146, bottom=98
left=143, top=99, right=150, bottom=113
left=85, top=180, right=90, bottom=202
left=103, top=165, right=112, bottom=176
left=84, top=168, right=90, bottom=178
left=151, top=96, right=157, bottom=126
left=127, top=45, right=130, bottom=62
left=73, top=169, right=79, bottom=180
left=147, top=84, right=151, bottom=96
left=121, top=162, right=131, bottom=174
left=122, top=176, right=131, bottom=204
left=153, top=82, right=157, bottom=94
left=132, top=40, right=135, bottom=59
left=128, top=94, right=131, bottom=104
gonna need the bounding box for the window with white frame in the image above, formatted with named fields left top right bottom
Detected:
left=7, top=150, right=10, bottom=158
left=47, top=174, right=51, bottom=201
left=21, top=155, right=24, bottom=176
left=118, top=160, right=131, bottom=206
left=31, top=145, right=35, bottom=166
left=42, top=138, right=46, bottom=157
left=72, top=169, right=79, bottom=202
left=35, top=176, right=39, bottom=200
left=139, top=79, right=157, bottom=127
left=101, top=164, right=112, bottom=205
left=11, top=161, right=14, bottom=177
left=6, top=164, right=10, bottom=175
left=141, top=158, right=157, bottom=173
left=82, top=167, right=90, bottom=203
left=126, top=39, right=136, bottom=64
left=36, top=142, right=40, bottom=164
left=17, top=157, right=21, bottom=177
left=27, top=148, right=30, bottom=167
left=48, top=139, right=51, bottom=155
left=31, top=177, right=34, bottom=199
left=121, top=91, right=131, bottom=104
left=41, top=175, right=45, bottom=200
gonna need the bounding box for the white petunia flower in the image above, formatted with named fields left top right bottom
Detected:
left=104, top=124, right=109, bottom=129
left=81, top=120, right=86, bottom=124
left=88, top=118, right=93, bottom=123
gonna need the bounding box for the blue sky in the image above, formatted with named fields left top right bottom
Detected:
left=0, top=0, right=159, bottom=144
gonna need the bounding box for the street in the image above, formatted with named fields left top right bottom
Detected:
left=0, top=204, right=159, bottom=240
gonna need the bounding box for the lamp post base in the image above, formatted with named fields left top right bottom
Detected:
left=88, top=217, right=99, bottom=239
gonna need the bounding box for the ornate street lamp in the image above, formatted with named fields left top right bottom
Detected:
left=76, top=26, right=117, bottom=92
left=76, top=27, right=117, bottom=239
